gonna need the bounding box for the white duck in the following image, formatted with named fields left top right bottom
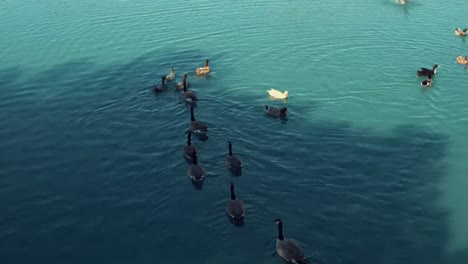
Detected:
left=268, top=88, right=288, bottom=99
left=166, top=68, right=175, bottom=81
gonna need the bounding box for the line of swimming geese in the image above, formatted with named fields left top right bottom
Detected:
left=151, top=60, right=309, bottom=264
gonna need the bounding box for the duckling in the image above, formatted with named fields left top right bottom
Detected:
left=225, top=183, right=246, bottom=220
left=182, top=80, right=198, bottom=102
left=196, top=59, right=210, bottom=75
left=275, top=219, right=309, bottom=264
left=166, top=68, right=175, bottom=81
left=188, top=105, right=208, bottom=134
left=176, top=74, right=189, bottom=89
left=455, top=28, right=467, bottom=36
left=417, top=64, right=439, bottom=77
left=226, top=141, right=242, bottom=173
left=420, top=74, right=433, bottom=88
left=153, top=76, right=167, bottom=93
left=187, top=149, right=205, bottom=182
left=265, top=105, right=288, bottom=118
left=183, top=132, right=198, bottom=161
left=267, top=88, right=289, bottom=99
left=456, top=55, right=468, bottom=65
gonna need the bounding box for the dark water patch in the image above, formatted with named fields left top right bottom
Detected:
left=0, top=50, right=460, bottom=264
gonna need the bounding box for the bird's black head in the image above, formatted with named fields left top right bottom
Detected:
left=433, top=64, right=439, bottom=69
left=280, top=107, right=288, bottom=113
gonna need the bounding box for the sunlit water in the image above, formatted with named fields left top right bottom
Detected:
left=1, top=0, right=468, bottom=263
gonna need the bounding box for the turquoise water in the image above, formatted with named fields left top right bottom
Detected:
left=1, top=0, right=468, bottom=263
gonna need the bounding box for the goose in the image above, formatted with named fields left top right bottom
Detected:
left=420, top=74, right=433, bottom=88
left=183, top=132, right=198, bottom=161
left=455, top=28, right=467, bottom=37
left=176, top=74, right=189, bottom=89
left=417, top=64, right=439, bottom=77
left=226, top=141, right=242, bottom=172
left=265, top=105, right=288, bottom=118
left=456, top=55, right=468, bottom=65
left=182, top=80, right=198, bottom=102
left=187, top=149, right=205, bottom=181
left=275, top=219, right=309, bottom=264
left=225, top=183, right=246, bottom=220
left=268, top=88, right=289, bottom=99
left=153, top=76, right=167, bottom=93
left=166, top=68, right=175, bottom=81
left=196, top=59, right=210, bottom=75
left=188, top=105, right=208, bottom=133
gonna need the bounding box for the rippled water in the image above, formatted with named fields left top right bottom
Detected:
left=1, top=0, right=468, bottom=263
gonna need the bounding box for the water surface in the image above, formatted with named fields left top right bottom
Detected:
left=1, top=0, right=468, bottom=263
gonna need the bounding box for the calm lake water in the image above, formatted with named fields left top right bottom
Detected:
left=1, top=0, right=468, bottom=263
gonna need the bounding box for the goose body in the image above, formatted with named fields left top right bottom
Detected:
left=187, top=149, right=205, bottom=181
left=182, top=80, right=198, bottom=102
left=417, top=64, right=439, bottom=77
left=176, top=74, right=189, bottom=89
left=196, top=59, right=210, bottom=75
left=154, top=76, right=167, bottom=93
left=420, top=74, right=433, bottom=88
left=226, top=141, right=242, bottom=173
left=183, top=132, right=198, bottom=161
left=275, top=219, right=309, bottom=264
left=225, top=183, right=246, bottom=220
left=455, top=28, right=467, bottom=36
left=456, top=55, right=468, bottom=65
left=268, top=88, right=289, bottom=99
left=166, top=68, right=175, bottom=81
left=265, top=105, right=288, bottom=118
left=188, top=106, right=208, bottom=134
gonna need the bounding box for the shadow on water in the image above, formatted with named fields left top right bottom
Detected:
left=0, top=49, right=465, bottom=264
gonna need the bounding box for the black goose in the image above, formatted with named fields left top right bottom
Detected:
left=188, top=106, right=208, bottom=134
left=153, top=76, right=167, bottom=93
left=417, top=64, right=439, bottom=77
left=225, top=183, right=246, bottom=220
left=275, top=219, right=309, bottom=264
left=226, top=141, right=242, bottom=173
left=182, top=80, right=198, bottom=102
left=187, top=149, right=205, bottom=181
left=183, top=132, right=198, bottom=161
